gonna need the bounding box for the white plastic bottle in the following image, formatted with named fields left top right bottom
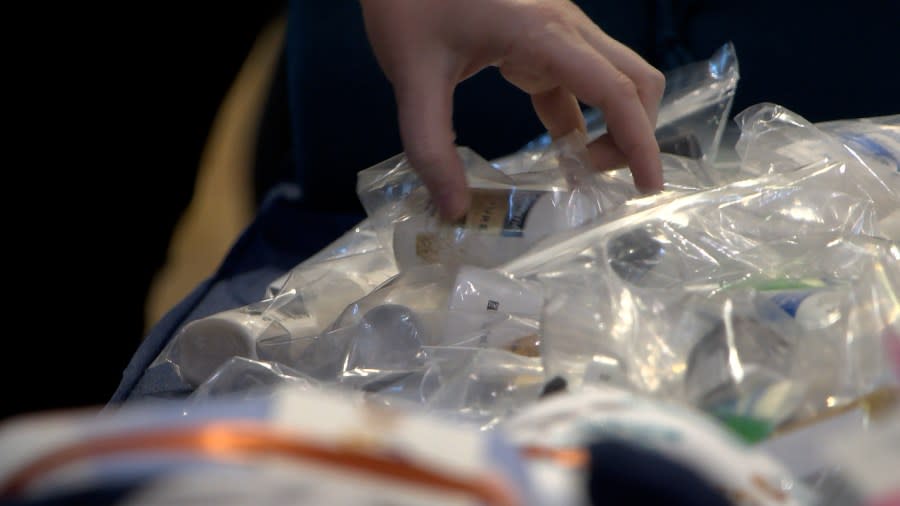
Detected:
left=393, top=188, right=598, bottom=269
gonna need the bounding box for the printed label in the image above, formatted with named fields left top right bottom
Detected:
left=838, top=130, right=900, bottom=173
left=415, top=233, right=442, bottom=263
left=463, top=189, right=545, bottom=237
left=767, top=291, right=816, bottom=318
left=726, top=278, right=835, bottom=320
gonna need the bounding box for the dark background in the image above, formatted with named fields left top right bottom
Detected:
left=6, top=0, right=898, bottom=420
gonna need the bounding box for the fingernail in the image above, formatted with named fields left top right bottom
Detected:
left=636, top=184, right=664, bottom=195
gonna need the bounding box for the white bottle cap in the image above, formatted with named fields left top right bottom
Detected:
left=522, top=190, right=598, bottom=243
left=794, top=291, right=844, bottom=331
left=175, top=311, right=266, bottom=386
left=445, top=266, right=543, bottom=340
left=175, top=303, right=320, bottom=387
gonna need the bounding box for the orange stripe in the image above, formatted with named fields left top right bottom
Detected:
left=521, top=445, right=589, bottom=468
left=1, top=421, right=519, bottom=506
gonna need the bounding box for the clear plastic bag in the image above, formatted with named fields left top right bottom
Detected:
left=156, top=113, right=897, bottom=433
left=528, top=165, right=899, bottom=428
left=360, top=133, right=612, bottom=271
left=817, top=114, right=900, bottom=175
left=818, top=115, right=900, bottom=240
left=425, top=348, right=545, bottom=429
left=734, top=104, right=899, bottom=237
left=503, top=157, right=884, bottom=278
left=361, top=131, right=727, bottom=273
left=252, top=264, right=546, bottom=413
left=155, top=225, right=398, bottom=387
left=505, top=42, right=739, bottom=167
left=266, top=217, right=398, bottom=297
left=191, top=357, right=319, bottom=401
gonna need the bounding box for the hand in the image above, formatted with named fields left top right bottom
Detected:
left=360, top=0, right=665, bottom=220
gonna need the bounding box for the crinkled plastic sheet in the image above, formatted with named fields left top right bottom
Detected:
left=167, top=108, right=898, bottom=431
left=152, top=219, right=399, bottom=387
left=536, top=227, right=898, bottom=421
left=505, top=121, right=899, bottom=426
left=498, top=42, right=739, bottom=171
left=149, top=57, right=899, bottom=501
left=363, top=133, right=722, bottom=272
left=191, top=357, right=319, bottom=401
left=734, top=104, right=898, bottom=223
left=362, top=133, right=622, bottom=270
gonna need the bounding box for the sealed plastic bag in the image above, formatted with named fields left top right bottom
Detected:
left=507, top=42, right=739, bottom=167
left=191, top=356, right=319, bottom=401
left=253, top=264, right=546, bottom=413
left=522, top=159, right=898, bottom=430
left=425, top=348, right=545, bottom=429
left=361, top=129, right=726, bottom=273
left=504, top=158, right=883, bottom=278
left=734, top=104, right=898, bottom=237
left=154, top=222, right=398, bottom=387
left=360, top=133, right=610, bottom=270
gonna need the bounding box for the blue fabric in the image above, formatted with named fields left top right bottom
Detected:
left=110, top=183, right=363, bottom=404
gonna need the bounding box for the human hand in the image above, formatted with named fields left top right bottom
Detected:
left=360, top=0, right=664, bottom=220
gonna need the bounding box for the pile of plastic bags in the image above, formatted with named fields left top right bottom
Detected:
left=3, top=44, right=898, bottom=506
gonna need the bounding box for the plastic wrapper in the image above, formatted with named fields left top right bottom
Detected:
left=360, top=133, right=613, bottom=270
left=503, top=42, right=739, bottom=168
left=191, top=357, right=319, bottom=401
left=255, top=266, right=450, bottom=399
left=154, top=103, right=898, bottom=434
left=734, top=104, right=899, bottom=237
left=254, top=265, right=546, bottom=414
left=817, top=114, right=900, bottom=174
left=425, top=349, right=545, bottom=429
left=153, top=224, right=398, bottom=387
left=158, top=117, right=726, bottom=394
left=141, top=82, right=896, bottom=506
left=818, top=115, right=900, bottom=241
left=266, top=217, right=397, bottom=297
left=504, top=157, right=885, bottom=278
left=520, top=159, right=898, bottom=431
left=360, top=131, right=724, bottom=273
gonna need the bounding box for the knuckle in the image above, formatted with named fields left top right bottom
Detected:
left=611, top=72, right=639, bottom=99
left=515, top=2, right=575, bottom=46
left=525, top=1, right=569, bottom=26
left=621, top=135, right=658, bottom=159
left=641, top=68, right=666, bottom=99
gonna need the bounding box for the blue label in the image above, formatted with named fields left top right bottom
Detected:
left=768, top=291, right=815, bottom=317
left=502, top=189, right=544, bottom=237
left=839, top=131, right=900, bottom=173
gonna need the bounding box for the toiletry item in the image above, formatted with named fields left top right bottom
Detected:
left=394, top=188, right=598, bottom=269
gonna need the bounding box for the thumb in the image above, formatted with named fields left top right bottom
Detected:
left=394, top=71, right=469, bottom=221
